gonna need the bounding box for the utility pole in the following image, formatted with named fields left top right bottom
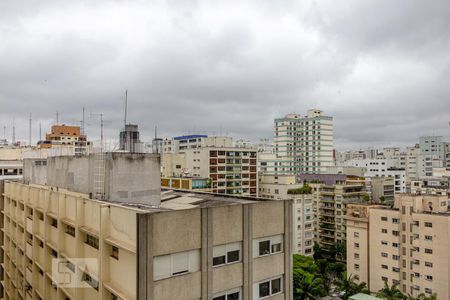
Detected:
left=39, top=122, right=42, bottom=142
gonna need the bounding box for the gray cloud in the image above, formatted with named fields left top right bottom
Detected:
left=1, top=0, right=449, bottom=150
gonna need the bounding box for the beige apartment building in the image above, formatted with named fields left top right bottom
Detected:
left=346, top=194, right=450, bottom=299
left=162, top=147, right=258, bottom=196
left=258, top=174, right=314, bottom=256
left=1, top=153, right=293, bottom=300
left=297, top=174, right=366, bottom=253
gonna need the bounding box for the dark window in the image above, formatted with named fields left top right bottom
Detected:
left=227, top=250, right=239, bottom=263
left=213, top=255, right=226, bottom=266
left=259, top=241, right=270, bottom=256
left=259, top=281, right=270, bottom=298
left=272, top=278, right=281, bottom=294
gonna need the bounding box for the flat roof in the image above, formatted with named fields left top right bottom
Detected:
left=173, top=135, right=208, bottom=140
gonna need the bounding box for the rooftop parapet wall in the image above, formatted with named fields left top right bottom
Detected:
left=25, top=152, right=161, bottom=206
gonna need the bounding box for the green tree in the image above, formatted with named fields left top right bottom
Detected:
left=294, top=270, right=326, bottom=300
left=334, top=272, right=369, bottom=300
left=293, top=255, right=327, bottom=299
left=379, top=196, right=386, bottom=203
left=313, top=242, right=323, bottom=260
left=362, top=193, right=371, bottom=202
left=416, top=293, right=438, bottom=300
left=376, top=281, right=406, bottom=299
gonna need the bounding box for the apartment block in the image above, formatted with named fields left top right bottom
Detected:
left=162, top=147, right=258, bottom=196
left=163, top=135, right=232, bottom=154
left=298, top=174, right=366, bottom=255
left=38, top=125, right=90, bottom=156
left=273, top=109, right=334, bottom=175
left=258, top=174, right=314, bottom=256
left=346, top=194, right=450, bottom=299
left=1, top=153, right=293, bottom=300
left=370, top=177, right=395, bottom=203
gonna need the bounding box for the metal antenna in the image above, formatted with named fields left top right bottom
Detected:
left=12, top=118, right=15, bottom=144
left=29, top=112, right=32, bottom=146
left=3, top=126, right=5, bottom=140
left=82, top=107, right=85, bottom=135
left=124, top=90, right=128, bottom=129
left=56, top=111, right=59, bottom=124
left=39, top=122, right=42, bottom=141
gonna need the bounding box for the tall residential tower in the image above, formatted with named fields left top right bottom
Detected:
left=272, top=109, right=334, bottom=175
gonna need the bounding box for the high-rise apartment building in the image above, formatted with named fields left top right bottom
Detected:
left=298, top=174, right=366, bottom=256
left=1, top=152, right=293, bottom=300
left=273, top=109, right=334, bottom=175
left=162, top=147, right=258, bottom=196
left=346, top=194, right=450, bottom=298
left=258, top=174, right=314, bottom=256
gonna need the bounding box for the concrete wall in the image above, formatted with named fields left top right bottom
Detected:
left=23, top=159, right=48, bottom=185
left=104, top=152, right=160, bottom=206
left=45, top=152, right=161, bottom=206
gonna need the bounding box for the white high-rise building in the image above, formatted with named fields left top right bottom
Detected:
left=272, top=109, right=334, bottom=175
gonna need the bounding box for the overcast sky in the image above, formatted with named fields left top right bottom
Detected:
left=1, top=0, right=450, bottom=150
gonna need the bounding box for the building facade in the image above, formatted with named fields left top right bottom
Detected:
left=273, top=109, right=334, bottom=175
left=1, top=153, right=293, bottom=300
left=258, top=174, right=314, bottom=256
left=346, top=194, right=450, bottom=298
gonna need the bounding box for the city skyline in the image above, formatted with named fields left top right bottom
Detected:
left=1, top=1, right=450, bottom=149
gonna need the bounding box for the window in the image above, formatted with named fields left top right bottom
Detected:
left=425, top=288, right=433, bottom=294
left=425, top=249, right=433, bottom=254
left=392, top=243, right=399, bottom=248
left=392, top=255, right=400, bottom=260
left=111, top=246, right=119, bottom=260
left=85, top=234, right=99, bottom=249
left=354, top=243, right=359, bottom=249
left=381, top=264, right=388, bottom=269
left=381, top=252, right=388, bottom=258
left=424, top=222, right=432, bottom=228
left=392, top=218, right=399, bottom=224
left=393, top=267, right=400, bottom=272
left=424, top=235, right=432, bottom=241
left=381, top=217, right=388, bottom=221
left=256, top=277, right=282, bottom=299
left=382, top=276, right=388, bottom=281
left=50, top=217, right=58, bottom=228
left=425, top=262, right=433, bottom=267
left=82, top=272, right=98, bottom=291
left=65, top=260, right=75, bottom=273
left=354, top=232, right=359, bottom=238
left=381, top=241, right=388, bottom=245
left=354, top=264, right=360, bottom=270
left=65, top=225, right=75, bottom=237
left=153, top=249, right=200, bottom=280
left=254, top=235, right=283, bottom=257
left=213, top=242, right=241, bottom=266
left=354, top=253, right=359, bottom=259
left=392, top=230, right=400, bottom=236
left=213, top=287, right=241, bottom=300
left=381, top=229, right=388, bottom=234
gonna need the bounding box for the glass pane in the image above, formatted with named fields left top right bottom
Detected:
left=227, top=250, right=240, bottom=263
left=227, top=292, right=240, bottom=300
left=259, top=281, right=270, bottom=297
left=259, top=241, right=270, bottom=256
left=213, top=296, right=226, bottom=300
left=172, top=252, right=189, bottom=275
left=271, top=243, right=281, bottom=253
left=213, top=255, right=226, bottom=266
left=271, top=278, right=281, bottom=294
